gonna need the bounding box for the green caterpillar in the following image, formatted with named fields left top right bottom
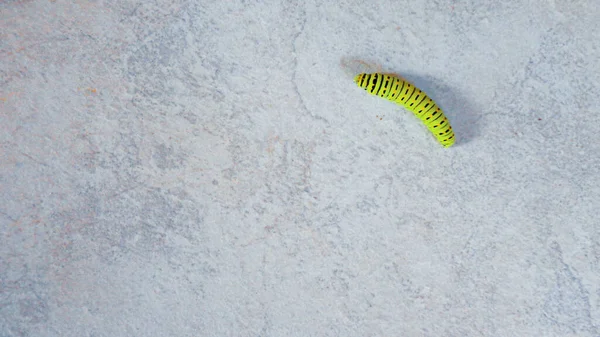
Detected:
left=354, top=73, right=455, bottom=147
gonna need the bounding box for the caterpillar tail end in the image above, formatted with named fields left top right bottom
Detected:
left=440, top=138, right=455, bottom=148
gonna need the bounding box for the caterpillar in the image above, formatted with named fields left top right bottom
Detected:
left=354, top=73, right=455, bottom=147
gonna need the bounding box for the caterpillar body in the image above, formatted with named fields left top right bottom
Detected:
left=354, top=73, right=455, bottom=148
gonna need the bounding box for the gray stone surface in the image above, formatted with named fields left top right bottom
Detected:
left=2, top=1, right=600, bottom=336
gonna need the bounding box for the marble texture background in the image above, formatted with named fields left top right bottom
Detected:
left=2, top=0, right=600, bottom=336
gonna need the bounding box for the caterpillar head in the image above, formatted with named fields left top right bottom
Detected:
left=354, top=73, right=366, bottom=85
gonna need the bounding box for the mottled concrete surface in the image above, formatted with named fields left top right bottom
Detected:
left=1, top=1, right=600, bottom=336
